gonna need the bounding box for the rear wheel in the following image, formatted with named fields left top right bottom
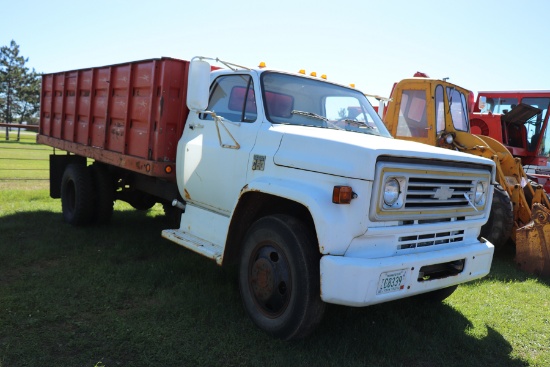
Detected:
left=238, top=215, right=325, bottom=340
left=61, top=164, right=94, bottom=226
left=89, top=163, right=115, bottom=224
left=480, top=185, right=513, bottom=248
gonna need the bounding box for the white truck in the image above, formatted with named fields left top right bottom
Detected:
left=38, top=56, right=495, bottom=340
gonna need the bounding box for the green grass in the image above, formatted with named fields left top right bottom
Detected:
left=1, top=132, right=549, bottom=366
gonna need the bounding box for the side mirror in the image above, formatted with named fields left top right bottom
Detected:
left=187, top=58, right=211, bottom=112
left=478, top=96, right=487, bottom=112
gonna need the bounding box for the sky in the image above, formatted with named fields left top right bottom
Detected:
left=2, top=0, right=549, bottom=100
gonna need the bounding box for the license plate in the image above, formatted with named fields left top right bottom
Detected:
left=377, top=269, right=407, bottom=295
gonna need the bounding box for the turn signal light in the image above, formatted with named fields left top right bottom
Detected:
left=333, top=186, right=353, bottom=204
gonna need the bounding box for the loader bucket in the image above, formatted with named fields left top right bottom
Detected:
left=515, top=203, right=550, bottom=277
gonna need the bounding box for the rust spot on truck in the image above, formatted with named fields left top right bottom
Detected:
left=184, top=189, right=191, bottom=200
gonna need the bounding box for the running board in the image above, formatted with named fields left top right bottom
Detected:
left=162, top=229, right=224, bottom=265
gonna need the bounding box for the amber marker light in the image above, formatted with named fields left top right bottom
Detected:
left=165, top=165, right=173, bottom=174
left=333, top=186, right=353, bottom=204
left=310, top=71, right=317, bottom=77
left=258, top=61, right=266, bottom=68
left=298, top=69, right=306, bottom=75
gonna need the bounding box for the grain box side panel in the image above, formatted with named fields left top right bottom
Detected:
left=91, top=67, right=110, bottom=149
left=126, top=60, right=157, bottom=159
left=62, top=71, right=78, bottom=141
left=52, top=73, right=65, bottom=139
left=151, top=58, right=190, bottom=163
left=75, top=69, right=93, bottom=145
left=40, top=74, right=53, bottom=136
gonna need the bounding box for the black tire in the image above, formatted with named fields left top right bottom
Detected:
left=480, top=185, right=513, bottom=248
left=61, top=164, right=94, bottom=226
left=89, top=164, right=115, bottom=224
left=416, top=285, right=458, bottom=302
left=238, top=215, right=325, bottom=340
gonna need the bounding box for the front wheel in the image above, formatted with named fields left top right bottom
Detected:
left=238, top=215, right=325, bottom=340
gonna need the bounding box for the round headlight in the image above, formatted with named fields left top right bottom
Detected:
left=474, top=182, right=484, bottom=204
left=445, top=134, right=454, bottom=144
left=384, top=178, right=401, bottom=206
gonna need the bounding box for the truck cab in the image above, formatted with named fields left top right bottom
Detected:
left=163, top=58, right=496, bottom=338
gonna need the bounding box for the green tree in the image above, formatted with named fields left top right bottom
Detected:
left=0, top=40, right=41, bottom=141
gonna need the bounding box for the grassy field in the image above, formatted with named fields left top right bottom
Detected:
left=1, top=131, right=549, bottom=367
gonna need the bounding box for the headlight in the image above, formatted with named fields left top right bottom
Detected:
left=384, top=178, right=401, bottom=206
left=474, top=182, right=485, bottom=205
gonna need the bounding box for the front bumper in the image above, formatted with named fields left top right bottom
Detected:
left=320, top=239, right=494, bottom=306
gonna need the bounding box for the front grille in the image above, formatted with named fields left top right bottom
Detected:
left=398, top=230, right=465, bottom=250
left=405, top=177, right=473, bottom=209
left=370, top=159, right=492, bottom=222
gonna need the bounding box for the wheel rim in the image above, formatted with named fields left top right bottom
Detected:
left=248, top=242, right=291, bottom=318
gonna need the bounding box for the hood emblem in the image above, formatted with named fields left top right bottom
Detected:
left=433, top=186, right=454, bottom=201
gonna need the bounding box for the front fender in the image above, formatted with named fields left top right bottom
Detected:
left=241, top=175, right=371, bottom=255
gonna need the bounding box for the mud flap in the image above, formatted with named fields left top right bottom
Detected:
left=515, top=203, right=550, bottom=277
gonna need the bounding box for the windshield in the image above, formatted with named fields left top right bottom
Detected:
left=260, top=72, right=391, bottom=137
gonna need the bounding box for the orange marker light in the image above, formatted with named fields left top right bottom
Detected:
left=333, top=186, right=353, bottom=204
left=165, top=165, right=173, bottom=174
left=299, top=69, right=306, bottom=74
left=310, top=71, right=317, bottom=77
left=258, top=61, right=266, bottom=68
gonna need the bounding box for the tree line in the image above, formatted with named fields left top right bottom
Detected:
left=0, top=40, right=41, bottom=141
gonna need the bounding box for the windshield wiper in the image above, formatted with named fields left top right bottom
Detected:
left=340, top=119, right=375, bottom=129
left=291, top=110, right=343, bottom=130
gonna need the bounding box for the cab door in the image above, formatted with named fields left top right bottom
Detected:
left=179, top=73, right=261, bottom=215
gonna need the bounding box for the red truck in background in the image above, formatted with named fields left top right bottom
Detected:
left=469, top=91, right=550, bottom=191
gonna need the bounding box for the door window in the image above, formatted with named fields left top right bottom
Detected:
left=201, top=75, right=257, bottom=122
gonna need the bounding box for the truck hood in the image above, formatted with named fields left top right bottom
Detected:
left=273, top=125, right=493, bottom=180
